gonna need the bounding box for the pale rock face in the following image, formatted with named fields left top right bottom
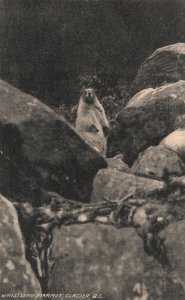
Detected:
left=127, top=88, right=154, bottom=107
left=131, top=43, right=185, bottom=94
left=116, top=80, right=185, bottom=165
left=132, top=144, right=185, bottom=179
left=160, top=219, right=185, bottom=289
left=106, top=154, right=131, bottom=173
left=90, top=168, right=165, bottom=204
left=161, top=129, right=185, bottom=159
left=0, top=194, right=41, bottom=299
left=49, top=224, right=185, bottom=300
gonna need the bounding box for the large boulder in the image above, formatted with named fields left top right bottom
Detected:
left=49, top=224, right=185, bottom=300
left=117, top=80, right=185, bottom=165
left=159, top=219, right=185, bottom=288
left=131, top=43, right=185, bottom=95
left=90, top=169, right=165, bottom=203
left=106, top=154, right=131, bottom=173
left=132, top=144, right=185, bottom=179
left=0, top=80, right=107, bottom=204
left=0, top=194, right=41, bottom=298
left=161, top=129, right=185, bottom=161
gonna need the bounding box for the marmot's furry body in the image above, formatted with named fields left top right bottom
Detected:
left=75, top=88, right=109, bottom=157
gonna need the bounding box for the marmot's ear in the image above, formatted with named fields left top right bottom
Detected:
left=80, top=85, right=86, bottom=94
left=80, top=86, right=85, bottom=96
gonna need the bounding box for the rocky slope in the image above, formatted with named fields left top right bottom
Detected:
left=115, top=43, right=185, bottom=165
left=2, top=43, right=185, bottom=299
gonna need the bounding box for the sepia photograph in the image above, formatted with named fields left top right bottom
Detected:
left=0, top=0, right=185, bottom=299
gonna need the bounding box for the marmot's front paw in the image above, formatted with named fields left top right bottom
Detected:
left=103, top=126, right=109, bottom=137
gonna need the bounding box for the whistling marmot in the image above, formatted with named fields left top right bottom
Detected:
left=75, top=88, right=109, bottom=157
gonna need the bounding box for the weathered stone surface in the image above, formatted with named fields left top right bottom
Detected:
left=160, top=219, right=185, bottom=288
left=0, top=194, right=41, bottom=298
left=107, top=119, right=123, bottom=158
left=174, top=113, right=185, bottom=129
left=90, top=169, right=165, bottom=203
left=131, top=43, right=185, bottom=95
left=0, top=80, right=107, bottom=204
left=117, top=81, right=185, bottom=165
left=106, top=154, right=131, bottom=173
left=161, top=129, right=185, bottom=161
left=49, top=224, right=185, bottom=300
left=132, top=144, right=185, bottom=179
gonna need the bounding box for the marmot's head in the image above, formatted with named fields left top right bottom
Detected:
left=81, top=88, right=96, bottom=104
